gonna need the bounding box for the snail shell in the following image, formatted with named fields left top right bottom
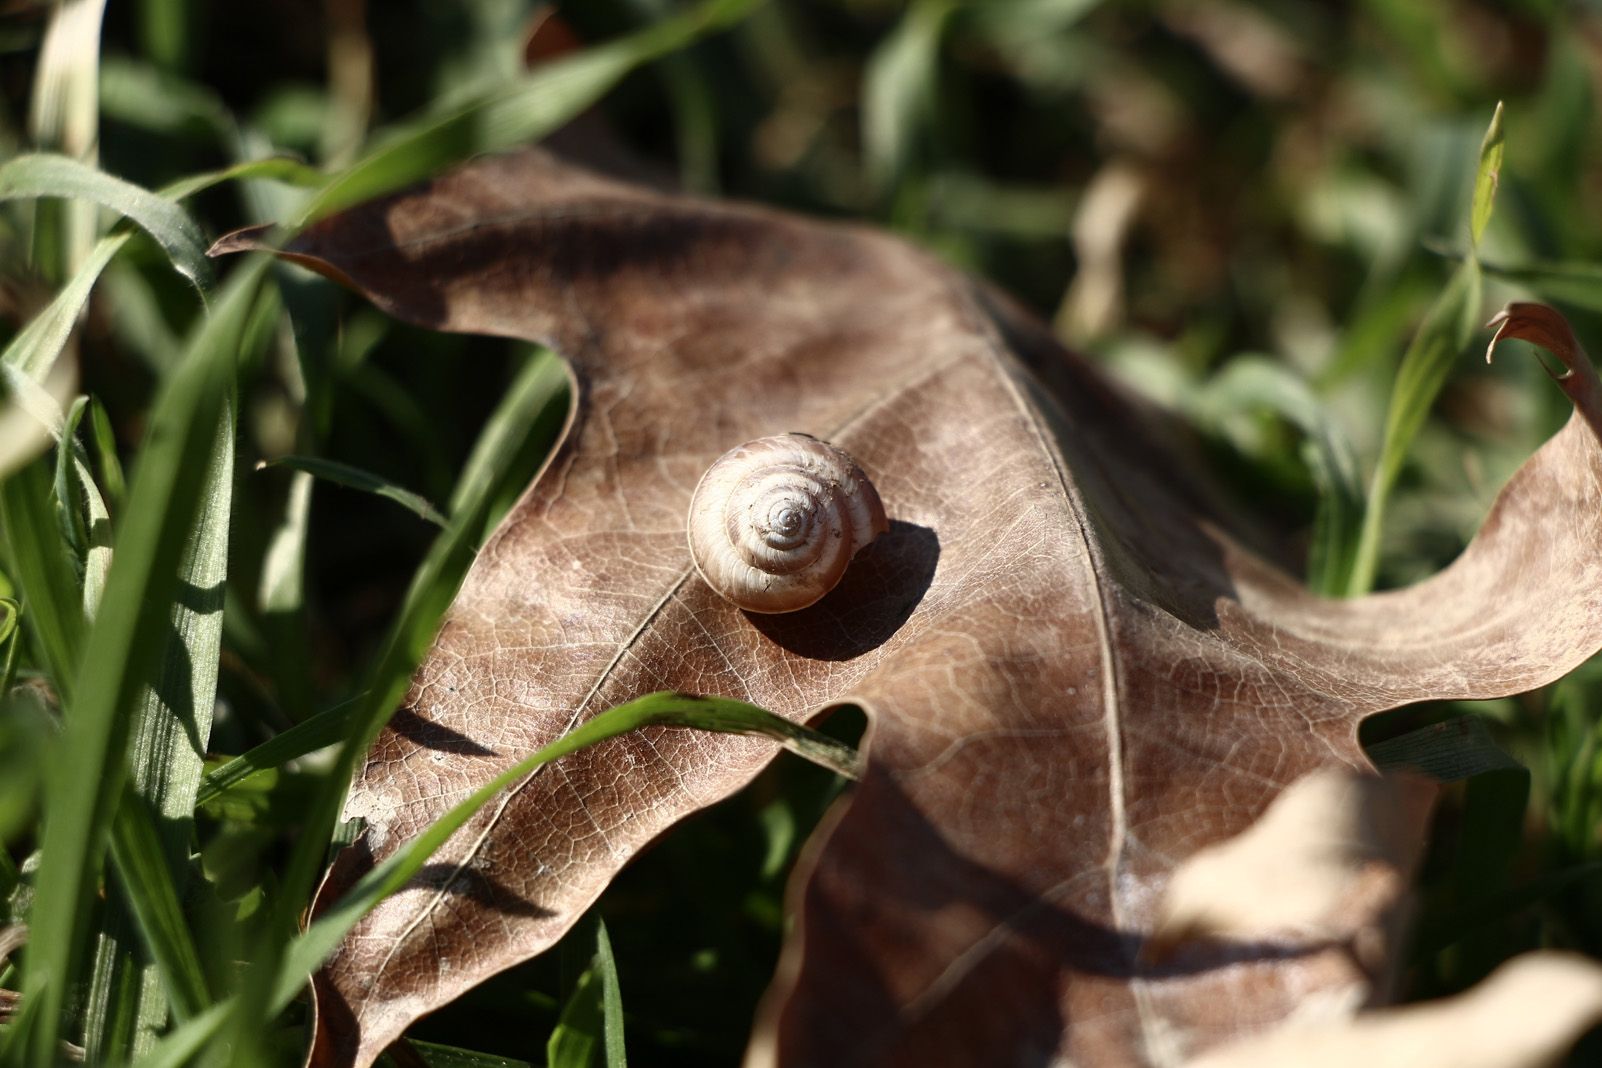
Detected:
left=687, top=433, right=889, bottom=613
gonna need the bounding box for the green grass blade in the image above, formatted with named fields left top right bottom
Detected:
left=0, top=595, right=18, bottom=653
left=97, top=56, right=231, bottom=142
left=0, top=153, right=214, bottom=295
left=1342, top=103, right=1506, bottom=594
left=11, top=257, right=267, bottom=1067
left=26, top=0, right=107, bottom=283
left=194, top=696, right=361, bottom=807
left=1470, top=101, right=1505, bottom=248
left=596, top=920, right=626, bottom=1068
left=545, top=918, right=625, bottom=1068
left=0, top=381, right=111, bottom=623
left=1480, top=259, right=1602, bottom=314
left=50, top=398, right=91, bottom=567
left=85, top=395, right=126, bottom=511
left=159, top=156, right=327, bottom=202
left=276, top=692, right=857, bottom=1007
left=51, top=396, right=113, bottom=617
left=136, top=0, right=194, bottom=74
left=84, top=384, right=237, bottom=1057
left=260, top=455, right=448, bottom=528
left=258, top=468, right=315, bottom=719
left=1344, top=257, right=1482, bottom=595
left=0, top=459, right=86, bottom=706
left=125, top=1002, right=229, bottom=1068
left=862, top=0, right=953, bottom=194
left=548, top=962, right=605, bottom=1068
left=106, top=794, right=210, bottom=1020
left=27, top=0, right=105, bottom=162
left=296, top=0, right=757, bottom=224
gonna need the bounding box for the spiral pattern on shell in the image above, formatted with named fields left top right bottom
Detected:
left=686, top=433, right=889, bottom=613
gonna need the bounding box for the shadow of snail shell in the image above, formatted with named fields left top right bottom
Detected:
left=687, top=433, right=889, bottom=613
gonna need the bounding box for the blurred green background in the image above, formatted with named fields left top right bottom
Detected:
left=5, top=0, right=1602, bottom=1064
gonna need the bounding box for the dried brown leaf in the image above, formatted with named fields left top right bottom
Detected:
left=217, top=153, right=1602, bottom=1067
left=1185, top=952, right=1602, bottom=1068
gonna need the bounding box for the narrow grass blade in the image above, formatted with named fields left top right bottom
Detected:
left=1470, top=101, right=1505, bottom=248
left=85, top=396, right=125, bottom=511
left=97, top=56, right=231, bottom=142
left=863, top=0, right=952, bottom=193
left=276, top=692, right=858, bottom=1009
left=258, top=469, right=315, bottom=719
left=596, top=920, right=626, bottom=1068
left=548, top=960, right=605, bottom=1068
left=1344, top=257, right=1482, bottom=595
left=11, top=258, right=267, bottom=1067
left=260, top=455, right=448, bottom=528
left=51, top=396, right=113, bottom=616
left=159, top=156, right=327, bottom=202
left=0, top=153, right=214, bottom=295
left=125, top=1002, right=229, bottom=1068
left=26, top=0, right=107, bottom=281
left=51, top=399, right=91, bottom=562
left=546, top=918, right=625, bottom=1068
left=105, top=794, right=210, bottom=1020
left=136, top=0, right=194, bottom=73
left=27, top=0, right=104, bottom=159
left=1481, top=259, right=1602, bottom=314
left=0, top=596, right=17, bottom=650
left=195, top=696, right=361, bottom=807
left=296, top=0, right=757, bottom=224
left=0, top=459, right=86, bottom=706
left=1344, top=103, right=1505, bottom=594
left=85, top=384, right=237, bottom=1057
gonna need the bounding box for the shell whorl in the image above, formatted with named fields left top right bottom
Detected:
left=687, top=433, right=889, bottom=613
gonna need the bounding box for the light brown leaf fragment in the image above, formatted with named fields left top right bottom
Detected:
left=1146, top=770, right=1435, bottom=964
left=1185, top=952, right=1602, bottom=1068
left=216, top=150, right=1602, bottom=1068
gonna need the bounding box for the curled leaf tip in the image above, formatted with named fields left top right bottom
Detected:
left=1485, top=301, right=1586, bottom=381
left=207, top=223, right=275, bottom=258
